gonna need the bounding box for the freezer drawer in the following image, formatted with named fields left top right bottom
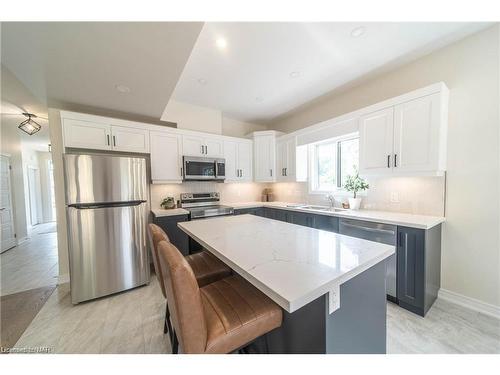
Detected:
left=67, top=203, right=149, bottom=303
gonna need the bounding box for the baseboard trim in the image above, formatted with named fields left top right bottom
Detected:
left=58, top=273, right=70, bottom=285
left=438, top=289, right=500, bottom=319
left=17, top=236, right=30, bottom=245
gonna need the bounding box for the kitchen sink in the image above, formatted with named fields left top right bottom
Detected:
left=286, top=204, right=345, bottom=212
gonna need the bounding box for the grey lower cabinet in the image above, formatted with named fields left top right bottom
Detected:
left=236, top=207, right=339, bottom=233
left=152, top=214, right=190, bottom=256
left=397, top=225, right=441, bottom=317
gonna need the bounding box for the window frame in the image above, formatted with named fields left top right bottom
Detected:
left=308, top=132, right=361, bottom=196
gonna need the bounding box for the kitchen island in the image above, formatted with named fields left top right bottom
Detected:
left=178, top=214, right=395, bottom=354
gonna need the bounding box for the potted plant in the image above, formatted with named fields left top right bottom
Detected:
left=161, top=197, right=176, bottom=210
left=343, top=170, right=369, bottom=210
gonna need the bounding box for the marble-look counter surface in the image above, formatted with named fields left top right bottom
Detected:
left=229, top=201, right=445, bottom=229
left=152, top=208, right=189, bottom=217
left=178, top=214, right=394, bottom=313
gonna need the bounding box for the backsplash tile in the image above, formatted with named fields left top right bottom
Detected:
left=150, top=181, right=269, bottom=208
left=270, top=176, right=446, bottom=216
left=150, top=177, right=445, bottom=217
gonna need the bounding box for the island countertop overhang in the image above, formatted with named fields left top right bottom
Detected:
left=178, top=214, right=395, bottom=313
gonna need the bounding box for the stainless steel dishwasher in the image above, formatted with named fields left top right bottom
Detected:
left=339, top=218, right=397, bottom=301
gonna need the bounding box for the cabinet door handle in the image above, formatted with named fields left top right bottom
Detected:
left=240, top=169, right=243, bottom=177
left=270, top=169, right=273, bottom=177
left=107, top=134, right=110, bottom=146
left=113, top=135, right=116, bottom=147
left=285, top=167, right=287, bottom=176
left=180, top=167, right=183, bottom=177
left=204, top=145, right=208, bottom=154
left=387, top=155, right=391, bottom=168
left=394, top=154, right=398, bottom=168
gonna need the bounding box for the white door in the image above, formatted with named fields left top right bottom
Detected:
left=27, top=167, right=41, bottom=226
left=393, top=93, right=441, bottom=173
left=254, top=135, right=275, bottom=182
left=0, top=155, right=16, bottom=253
left=111, top=126, right=150, bottom=153
left=182, top=135, right=205, bottom=157
left=223, top=140, right=238, bottom=181
left=359, top=107, right=394, bottom=175
left=63, top=118, right=112, bottom=150
left=204, top=138, right=224, bottom=158
left=150, top=132, right=183, bottom=183
left=237, top=142, right=253, bottom=181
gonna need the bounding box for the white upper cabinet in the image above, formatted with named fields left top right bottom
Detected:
left=359, top=107, right=395, bottom=176
left=276, top=136, right=297, bottom=182
left=393, top=93, right=444, bottom=173
left=182, top=135, right=224, bottom=158
left=224, top=139, right=253, bottom=182
left=359, top=85, right=448, bottom=177
left=111, top=126, right=149, bottom=153
left=237, top=141, right=253, bottom=181
left=150, top=131, right=183, bottom=184
left=252, top=131, right=279, bottom=182
left=182, top=135, right=205, bottom=156
left=63, top=118, right=112, bottom=151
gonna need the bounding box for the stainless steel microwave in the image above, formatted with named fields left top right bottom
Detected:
left=183, top=156, right=225, bottom=181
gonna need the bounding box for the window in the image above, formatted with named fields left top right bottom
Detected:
left=309, top=135, right=359, bottom=193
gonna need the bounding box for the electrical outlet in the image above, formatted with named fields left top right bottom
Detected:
left=390, top=192, right=399, bottom=203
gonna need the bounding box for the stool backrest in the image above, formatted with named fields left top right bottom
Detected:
left=157, top=240, right=208, bottom=353
left=147, top=223, right=170, bottom=298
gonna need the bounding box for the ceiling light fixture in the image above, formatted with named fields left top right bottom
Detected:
left=197, top=78, right=207, bottom=85
left=115, top=84, right=131, bottom=93
left=289, top=71, right=301, bottom=78
left=215, top=37, right=227, bottom=50
left=350, top=26, right=365, bottom=38
left=18, top=113, right=41, bottom=135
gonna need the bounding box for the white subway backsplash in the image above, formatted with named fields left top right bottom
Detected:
left=271, top=176, right=445, bottom=217
left=150, top=177, right=445, bottom=217
left=150, top=181, right=269, bottom=209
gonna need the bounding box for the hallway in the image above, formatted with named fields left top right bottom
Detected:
left=1, top=222, right=58, bottom=349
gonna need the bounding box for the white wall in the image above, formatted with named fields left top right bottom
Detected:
left=269, top=25, right=500, bottom=307
left=163, top=99, right=267, bottom=136
left=0, top=116, right=29, bottom=241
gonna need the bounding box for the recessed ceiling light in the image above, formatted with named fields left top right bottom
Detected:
left=115, top=84, right=131, bottom=93
left=215, top=37, right=227, bottom=50
left=351, top=26, right=365, bottom=38
left=197, top=78, right=207, bottom=85
left=289, top=71, right=301, bottom=78
left=255, top=96, right=263, bottom=102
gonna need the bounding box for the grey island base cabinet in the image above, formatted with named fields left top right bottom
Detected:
left=234, top=206, right=441, bottom=317
left=152, top=214, right=190, bottom=256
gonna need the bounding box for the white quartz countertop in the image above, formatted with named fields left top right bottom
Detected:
left=152, top=208, right=189, bottom=217
left=229, top=201, right=445, bottom=230
left=178, top=214, right=395, bottom=313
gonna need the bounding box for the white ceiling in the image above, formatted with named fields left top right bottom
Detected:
left=1, top=22, right=203, bottom=120
left=170, top=22, right=491, bottom=123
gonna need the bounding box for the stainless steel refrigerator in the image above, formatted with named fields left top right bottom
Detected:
left=64, top=154, right=150, bottom=304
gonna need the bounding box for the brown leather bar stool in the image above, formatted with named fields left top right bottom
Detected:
left=147, top=223, right=232, bottom=348
left=157, top=240, right=283, bottom=354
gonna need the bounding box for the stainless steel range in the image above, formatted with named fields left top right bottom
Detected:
left=180, top=192, right=234, bottom=219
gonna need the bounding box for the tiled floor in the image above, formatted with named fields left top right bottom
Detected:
left=14, top=278, right=171, bottom=354
left=12, top=276, right=500, bottom=354
left=1, top=222, right=59, bottom=297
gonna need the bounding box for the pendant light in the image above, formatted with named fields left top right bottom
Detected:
left=18, top=113, right=42, bottom=135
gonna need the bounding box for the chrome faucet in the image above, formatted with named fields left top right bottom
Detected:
left=326, top=194, right=335, bottom=209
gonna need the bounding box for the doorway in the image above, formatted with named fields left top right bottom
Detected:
left=0, top=155, right=17, bottom=253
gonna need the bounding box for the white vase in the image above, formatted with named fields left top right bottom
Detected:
left=349, top=197, right=362, bottom=210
